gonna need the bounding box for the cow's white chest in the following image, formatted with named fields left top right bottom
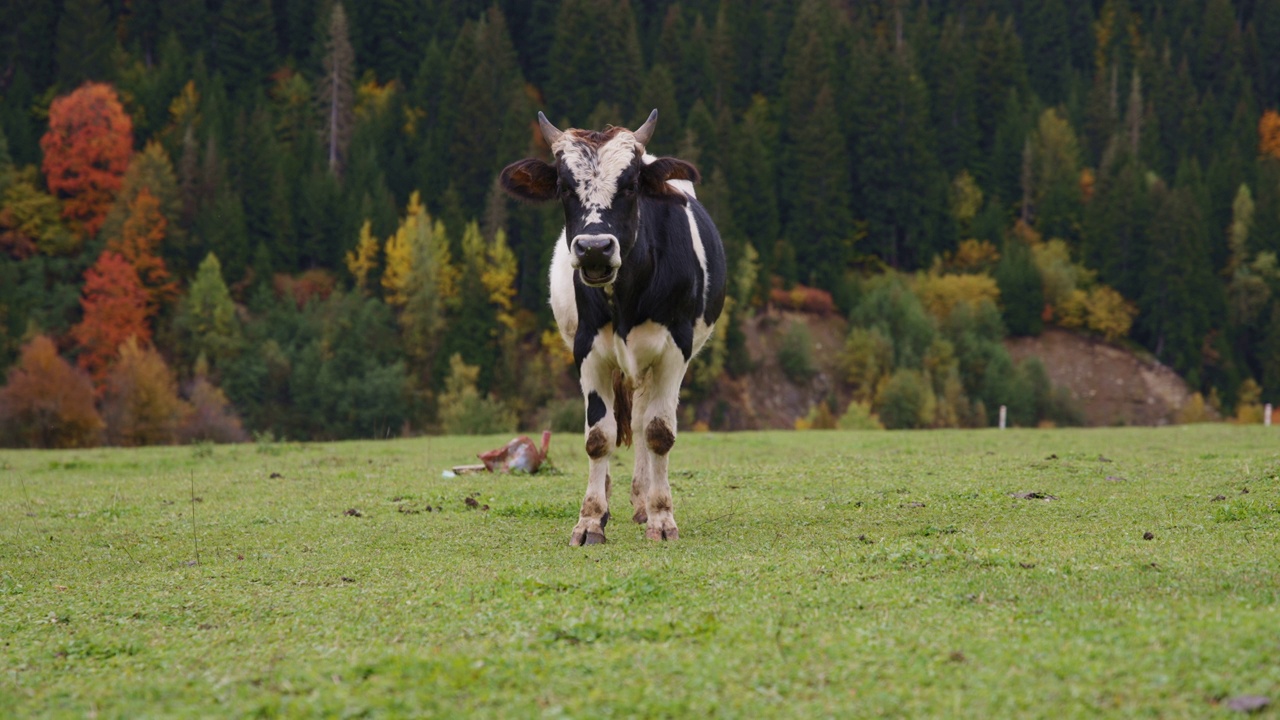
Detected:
left=549, top=226, right=715, bottom=377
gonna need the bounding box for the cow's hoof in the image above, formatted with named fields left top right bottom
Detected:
left=570, top=530, right=607, bottom=546
left=632, top=509, right=647, bottom=524
left=644, top=523, right=678, bottom=541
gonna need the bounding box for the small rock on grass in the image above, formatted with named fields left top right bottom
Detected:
left=1142, top=531, right=1154, bottom=540
left=1225, top=695, right=1270, bottom=713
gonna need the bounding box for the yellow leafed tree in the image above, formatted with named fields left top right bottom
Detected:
left=345, top=220, right=379, bottom=293
left=382, top=192, right=458, bottom=371
left=480, top=228, right=518, bottom=330
left=912, top=268, right=1001, bottom=321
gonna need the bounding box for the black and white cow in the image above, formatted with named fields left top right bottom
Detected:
left=500, top=110, right=726, bottom=545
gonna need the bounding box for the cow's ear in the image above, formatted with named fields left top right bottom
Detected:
left=639, top=157, right=701, bottom=204
left=500, top=158, right=558, bottom=202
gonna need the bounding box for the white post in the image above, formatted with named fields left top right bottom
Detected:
left=1266, top=404, right=1273, bottom=427
left=999, top=405, right=1007, bottom=429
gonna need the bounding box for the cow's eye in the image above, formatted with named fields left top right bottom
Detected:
left=619, top=183, right=637, bottom=198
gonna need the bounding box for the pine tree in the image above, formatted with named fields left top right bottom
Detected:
left=850, top=33, right=947, bottom=269
left=447, top=8, right=532, bottom=216
left=994, top=237, right=1045, bottom=336
left=317, top=3, right=355, bottom=176
left=1082, top=142, right=1150, bottom=301
left=1022, top=0, right=1073, bottom=105
left=548, top=0, right=643, bottom=122
left=784, top=82, right=853, bottom=289
left=928, top=16, right=979, bottom=177
left=214, top=0, right=278, bottom=95
left=54, top=0, right=115, bottom=87
left=1139, top=178, right=1217, bottom=386
left=174, top=252, right=242, bottom=372
left=1027, top=109, right=1084, bottom=242
left=236, top=104, right=295, bottom=270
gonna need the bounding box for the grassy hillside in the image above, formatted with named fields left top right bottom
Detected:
left=2, top=427, right=1278, bottom=717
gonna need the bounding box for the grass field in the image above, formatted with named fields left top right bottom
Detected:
left=1, top=426, right=1278, bottom=718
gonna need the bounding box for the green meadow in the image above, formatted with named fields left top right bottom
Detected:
left=1, top=426, right=1277, bottom=718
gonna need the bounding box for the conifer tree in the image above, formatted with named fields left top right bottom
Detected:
left=850, top=34, right=947, bottom=269
left=214, top=0, right=278, bottom=95
left=548, top=0, right=643, bottom=122
left=317, top=3, right=355, bottom=176
left=54, top=0, right=115, bottom=87
left=174, top=252, right=242, bottom=372
left=1027, top=109, right=1084, bottom=242
left=1140, top=178, right=1217, bottom=385
left=447, top=8, right=531, bottom=216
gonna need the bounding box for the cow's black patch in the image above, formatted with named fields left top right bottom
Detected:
left=572, top=194, right=725, bottom=353
left=586, top=391, right=606, bottom=427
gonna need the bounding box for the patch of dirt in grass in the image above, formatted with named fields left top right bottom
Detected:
left=1010, top=491, right=1057, bottom=500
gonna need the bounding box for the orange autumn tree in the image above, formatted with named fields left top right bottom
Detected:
left=0, top=335, right=103, bottom=448
left=71, top=252, right=153, bottom=384
left=40, top=83, right=134, bottom=238
left=107, top=188, right=178, bottom=306
left=1261, top=110, right=1280, bottom=161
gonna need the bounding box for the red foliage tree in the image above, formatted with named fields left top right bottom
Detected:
left=71, top=251, right=153, bottom=384
left=107, top=188, right=178, bottom=306
left=0, top=335, right=103, bottom=448
left=40, top=83, right=134, bottom=237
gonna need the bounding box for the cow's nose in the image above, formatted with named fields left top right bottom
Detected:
left=572, top=234, right=619, bottom=265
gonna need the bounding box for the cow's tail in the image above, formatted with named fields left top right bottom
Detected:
left=612, top=370, right=633, bottom=448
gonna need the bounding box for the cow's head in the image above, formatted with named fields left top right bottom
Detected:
left=499, top=109, right=699, bottom=288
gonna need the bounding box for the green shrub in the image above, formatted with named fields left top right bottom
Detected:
left=841, top=327, right=894, bottom=401
left=876, top=369, right=935, bottom=429
left=838, top=400, right=884, bottom=430
left=849, top=274, right=934, bottom=369
left=439, top=354, right=517, bottom=435
left=994, top=239, right=1044, bottom=336
left=1047, top=386, right=1086, bottom=426
left=541, top=397, right=585, bottom=433
left=777, top=321, right=817, bottom=384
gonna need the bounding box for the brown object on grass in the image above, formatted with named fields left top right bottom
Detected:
left=476, top=430, right=552, bottom=473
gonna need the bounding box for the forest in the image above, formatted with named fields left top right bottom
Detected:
left=1, top=0, right=1279, bottom=446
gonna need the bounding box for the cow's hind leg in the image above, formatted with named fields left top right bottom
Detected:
left=637, top=346, right=687, bottom=541
left=571, top=352, right=616, bottom=546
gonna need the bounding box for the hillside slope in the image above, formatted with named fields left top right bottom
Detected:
left=1006, top=328, right=1204, bottom=426
left=695, top=316, right=1203, bottom=429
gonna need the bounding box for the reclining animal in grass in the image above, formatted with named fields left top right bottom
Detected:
left=500, top=110, right=726, bottom=545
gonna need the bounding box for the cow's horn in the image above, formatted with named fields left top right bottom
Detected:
left=633, top=109, right=658, bottom=147
left=537, top=111, right=563, bottom=147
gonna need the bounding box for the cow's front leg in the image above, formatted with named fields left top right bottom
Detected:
left=629, top=376, right=651, bottom=525
left=637, top=346, right=687, bottom=541
left=571, top=351, right=616, bottom=546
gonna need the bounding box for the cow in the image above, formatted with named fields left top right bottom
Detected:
left=499, top=109, right=726, bottom=545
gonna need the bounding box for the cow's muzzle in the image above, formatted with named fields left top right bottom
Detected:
left=571, top=234, right=620, bottom=286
